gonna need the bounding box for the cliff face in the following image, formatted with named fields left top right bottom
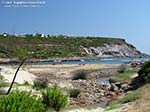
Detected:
left=82, top=43, right=146, bottom=58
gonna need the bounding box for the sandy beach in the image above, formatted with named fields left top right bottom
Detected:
left=0, top=63, right=120, bottom=87
left=0, top=66, right=37, bottom=84
left=26, top=63, right=121, bottom=75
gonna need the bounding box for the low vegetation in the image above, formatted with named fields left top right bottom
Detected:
left=106, top=90, right=140, bottom=111
left=110, top=70, right=137, bottom=83
left=0, top=91, right=45, bottom=112
left=33, top=78, right=48, bottom=90
left=0, top=75, right=9, bottom=95
left=119, top=92, right=139, bottom=104
left=105, top=101, right=121, bottom=110
left=23, top=81, right=30, bottom=86
left=0, top=86, right=4, bottom=95
left=42, top=86, right=68, bottom=111
left=69, top=89, right=81, bottom=98
left=117, top=64, right=126, bottom=73
left=72, top=70, right=89, bottom=80
left=0, top=85, right=68, bottom=112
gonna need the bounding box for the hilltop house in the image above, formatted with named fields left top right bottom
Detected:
left=3, top=33, right=8, bottom=37
left=32, top=33, right=45, bottom=37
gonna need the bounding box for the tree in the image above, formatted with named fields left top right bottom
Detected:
left=6, top=58, right=26, bottom=95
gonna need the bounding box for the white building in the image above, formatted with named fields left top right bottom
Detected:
left=3, top=33, right=8, bottom=37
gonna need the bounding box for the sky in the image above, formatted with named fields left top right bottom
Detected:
left=0, top=0, right=150, bottom=54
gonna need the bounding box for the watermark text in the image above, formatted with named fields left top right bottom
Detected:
left=1, top=1, right=46, bottom=8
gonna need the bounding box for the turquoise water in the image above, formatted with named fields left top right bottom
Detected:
left=35, top=57, right=150, bottom=65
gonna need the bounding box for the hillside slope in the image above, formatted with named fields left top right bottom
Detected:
left=0, top=35, right=147, bottom=59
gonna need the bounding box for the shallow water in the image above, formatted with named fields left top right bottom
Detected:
left=96, top=78, right=110, bottom=85
left=33, top=57, right=150, bottom=65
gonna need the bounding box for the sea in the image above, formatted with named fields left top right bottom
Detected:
left=34, top=57, right=150, bottom=65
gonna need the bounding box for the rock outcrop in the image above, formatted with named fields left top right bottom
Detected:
left=82, top=42, right=148, bottom=58
left=70, top=79, right=131, bottom=106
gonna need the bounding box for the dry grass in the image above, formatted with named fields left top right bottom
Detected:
left=125, top=84, right=150, bottom=112
left=106, top=84, right=150, bottom=112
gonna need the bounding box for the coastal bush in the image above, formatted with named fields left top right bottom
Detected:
left=72, top=70, right=88, bottom=80
left=42, top=86, right=68, bottom=111
left=117, top=64, right=126, bottom=73
left=69, top=89, right=80, bottom=98
left=33, top=78, right=48, bottom=89
left=0, top=90, right=45, bottom=112
left=138, top=61, right=150, bottom=83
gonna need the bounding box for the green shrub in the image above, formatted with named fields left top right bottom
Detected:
left=0, top=82, right=9, bottom=95
left=138, top=61, right=150, bottom=83
left=0, top=75, right=6, bottom=95
left=23, top=81, right=30, bottom=86
left=117, top=64, right=126, bottom=73
left=0, top=90, right=45, bottom=112
left=72, top=70, right=88, bottom=80
left=33, top=78, right=48, bottom=89
left=110, top=70, right=137, bottom=83
left=42, top=86, right=68, bottom=111
left=45, top=108, right=55, bottom=112
left=105, top=101, right=121, bottom=110
left=0, top=73, right=3, bottom=80
left=0, top=53, right=7, bottom=58
left=143, top=73, right=150, bottom=83
left=119, top=92, right=139, bottom=104
left=0, top=86, right=5, bottom=95
left=69, top=89, right=80, bottom=98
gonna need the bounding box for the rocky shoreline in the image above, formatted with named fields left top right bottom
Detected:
left=0, top=62, right=137, bottom=112
left=71, top=79, right=130, bottom=106
left=27, top=64, right=131, bottom=107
